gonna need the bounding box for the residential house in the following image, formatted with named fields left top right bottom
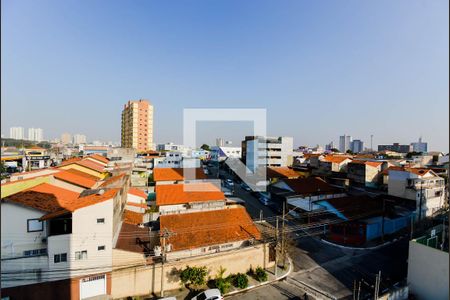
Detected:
left=158, top=206, right=261, bottom=260
left=155, top=182, right=226, bottom=215
left=388, top=168, right=446, bottom=219
left=347, top=160, right=385, bottom=188
left=271, top=177, right=346, bottom=213
left=152, top=168, right=207, bottom=185
left=1, top=184, right=124, bottom=299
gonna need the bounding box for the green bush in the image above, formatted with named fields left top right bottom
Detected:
left=233, top=273, right=248, bottom=289
left=255, top=267, right=268, bottom=282
left=179, top=266, right=208, bottom=289
left=215, top=277, right=232, bottom=294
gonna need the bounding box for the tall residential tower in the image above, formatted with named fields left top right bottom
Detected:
left=121, top=99, right=154, bottom=151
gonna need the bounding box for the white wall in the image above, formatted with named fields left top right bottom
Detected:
left=407, top=241, right=449, bottom=300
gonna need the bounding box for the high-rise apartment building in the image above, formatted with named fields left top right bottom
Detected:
left=351, top=139, right=364, bottom=153
left=242, top=136, right=293, bottom=172
left=73, top=134, right=87, bottom=145
left=121, top=99, right=154, bottom=151
left=339, top=135, right=352, bottom=152
left=9, top=127, right=25, bottom=140
left=411, top=137, right=428, bottom=153
left=61, top=133, right=72, bottom=145
left=28, top=128, right=44, bottom=142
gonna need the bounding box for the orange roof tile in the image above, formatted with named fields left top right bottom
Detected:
left=54, top=170, right=97, bottom=189
left=153, top=168, right=207, bottom=182
left=381, top=166, right=432, bottom=176
left=128, top=187, right=147, bottom=199
left=267, top=167, right=300, bottom=179
left=59, top=157, right=83, bottom=167
left=127, top=202, right=148, bottom=209
left=123, top=209, right=144, bottom=225
left=279, top=177, right=339, bottom=195
left=64, top=168, right=100, bottom=181
left=86, top=154, right=109, bottom=164
left=322, top=156, right=352, bottom=164
left=160, top=207, right=261, bottom=251
left=155, top=183, right=225, bottom=206
left=76, top=159, right=105, bottom=173
left=99, top=173, right=126, bottom=187
left=115, top=222, right=150, bottom=254
left=365, top=161, right=383, bottom=168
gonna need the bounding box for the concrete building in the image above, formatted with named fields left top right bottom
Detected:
left=325, top=141, right=335, bottom=151
left=27, top=128, right=44, bottom=142
left=378, top=143, right=412, bottom=153
left=121, top=99, right=154, bottom=151
left=339, top=135, right=352, bottom=153
left=242, top=136, right=293, bottom=172
left=388, top=168, right=446, bottom=219
left=9, top=127, right=25, bottom=140
left=60, top=133, right=72, bottom=145
left=1, top=184, right=124, bottom=299
left=350, top=139, right=364, bottom=153
left=347, top=160, right=385, bottom=188
left=210, top=146, right=242, bottom=162
left=411, top=137, right=428, bottom=153
left=73, top=134, right=87, bottom=145
left=407, top=225, right=448, bottom=300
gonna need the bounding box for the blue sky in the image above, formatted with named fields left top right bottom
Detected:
left=1, top=0, right=448, bottom=151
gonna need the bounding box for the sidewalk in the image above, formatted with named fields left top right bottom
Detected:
left=146, top=258, right=293, bottom=300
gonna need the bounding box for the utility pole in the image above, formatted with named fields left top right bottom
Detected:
left=259, top=210, right=263, bottom=222
left=441, top=217, right=446, bottom=251
left=357, top=281, right=361, bottom=300
left=160, top=229, right=175, bottom=297
left=275, top=217, right=279, bottom=278
left=374, top=270, right=381, bottom=300
left=353, top=280, right=356, bottom=300
left=281, top=201, right=286, bottom=268
left=418, top=180, right=424, bottom=223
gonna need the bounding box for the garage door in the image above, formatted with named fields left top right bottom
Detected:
left=80, top=274, right=106, bottom=299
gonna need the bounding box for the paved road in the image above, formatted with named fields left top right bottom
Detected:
left=226, top=281, right=315, bottom=300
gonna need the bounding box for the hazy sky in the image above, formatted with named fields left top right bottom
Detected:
left=1, top=0, right=448, bottom=151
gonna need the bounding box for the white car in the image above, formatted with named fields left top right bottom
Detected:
left=191, top=289, right=223, bottom=300
left=225, top=179, right=234, bottom=186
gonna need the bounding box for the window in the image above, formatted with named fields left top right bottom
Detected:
left=54, top=253, right=67, bottom=263
left=97, top=218, right=105, bottom=224
left=27, top=219, right=43, bottom=232
left=75, top=250, right=88, bottom=260
left=98, top=245, right=105, bottom=251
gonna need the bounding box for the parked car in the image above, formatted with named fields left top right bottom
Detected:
left=225, top=179, right=234, bottom=186
left=240, top=182, right=252, bottom=192
left=191, top=289, right=223, bottom=300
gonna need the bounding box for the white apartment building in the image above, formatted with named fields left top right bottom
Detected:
left=1, top=184, right=125, bottom=299
left=243, top=136, right=293, bottom=172
left=210, top=146, right=242, bottom=162
left=153, top=151, right=200, bottom=169
left=9, top=127, right=25, bottom=140
left=28, top=128, right=44, bottom=142
left=156, top=143, right=191, bottom=154
left=73, top=134, right=87, bottom=145
left=388, top=168, right=445, bottom=219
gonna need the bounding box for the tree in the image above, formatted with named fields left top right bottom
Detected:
left=0, top=162, right=7, bottom=180
left=346, top=149, right=354, bottom=155
left=330, top=148, right=339, bottom=153
left=200, top=144, right=210, bottom=151
left=180, top=266, right=208, bottom=290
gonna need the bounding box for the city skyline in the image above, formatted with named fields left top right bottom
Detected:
left=1, top=0, right=448, bottom=151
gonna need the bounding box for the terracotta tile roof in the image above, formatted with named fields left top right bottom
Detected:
left=365, top=161, right=383, bottom=168
left=128, top=187, right=147, bottom=199
left=127, top=202, right=148, bottom=209
left=76, top=159, right=105, bottom=173
left=280, top=177, right=339, bottom=196
left=160, top=207, right=261, bottom=251
left=99, top=173, right=126, bottom=187
left=322, top=156, right=352, bottom=164
left=153, top=168, right=207, bottom=182
left=64, top=168, right=100, bottom=181
left=155, top=183, right=225, bottom=206
left=123, top=209, right=144, bottom=225
left=53, top=170, right=97, bottom=189
left=267, top=167, right=300, bottom=179
left=59, top=157, right=83, bottom=167
left=115, top=222, right=150, bottom=254
left=83, top=146, right=108, bottom=151
left=86, top=154, right=109, bottom=164
left=40, top=188, right=120, bottom=220
left=381, top=166, right=432, bottom=176
left=2, top=183, right=79, bottom=214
